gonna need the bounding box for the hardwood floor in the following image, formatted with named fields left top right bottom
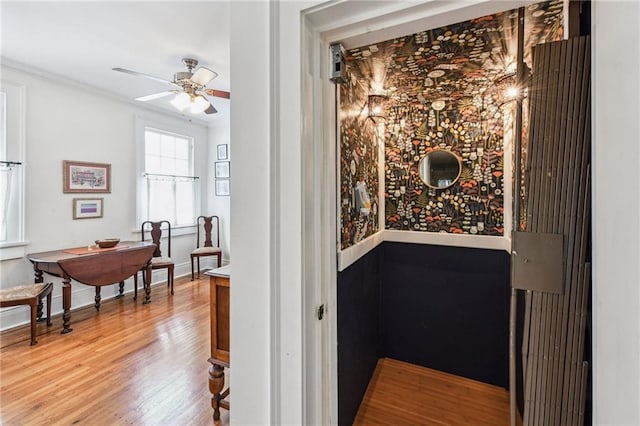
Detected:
left=0, top=275, right=228, bottom=426
left=354, top=358, right=510, bottom=425
left=2, top=279, right=511, bottom=426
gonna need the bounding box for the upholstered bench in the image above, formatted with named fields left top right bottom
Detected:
left=0, top=282, right=54, bottom=345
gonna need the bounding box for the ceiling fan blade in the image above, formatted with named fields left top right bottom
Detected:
left=204, top=104, right=218, bottom=114
left=135, top=91, right=177, bottom=102
left=191, top=67, right=218, bottom=86
left=112, top=67, right=179, bottom=87
left=204, top=89, right=231, bottom=99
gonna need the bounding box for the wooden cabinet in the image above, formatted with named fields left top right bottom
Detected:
left=205, top=266, right=230, bottom=421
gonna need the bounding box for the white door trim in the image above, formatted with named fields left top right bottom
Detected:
left=298, top=1, right=542, bottom=424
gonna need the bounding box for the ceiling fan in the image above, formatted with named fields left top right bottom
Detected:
left=113, top=58, right=230, bottom=115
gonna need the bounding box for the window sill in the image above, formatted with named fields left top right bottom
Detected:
left=0, top=241, right=29, bottom=261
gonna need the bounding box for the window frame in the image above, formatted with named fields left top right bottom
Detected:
left=0, top=80, right=27, bottom=260
left=136, top=117, right=202, bottom=230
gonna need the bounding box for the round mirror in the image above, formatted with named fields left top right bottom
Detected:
left=418, top=150, right=462, bottom=189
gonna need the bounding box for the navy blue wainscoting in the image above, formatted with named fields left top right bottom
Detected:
left=337, top=244, right=382, bottom=426
left=380, top=242, right=511, bottom=387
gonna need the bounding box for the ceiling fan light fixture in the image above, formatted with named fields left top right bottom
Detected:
left=171, top=92, right=191, bottom=111
left=113, top=59, right=228, bottom=116
left=191, top=67, right=218, bottom=86
left=190, top=95, right=210, bottom=114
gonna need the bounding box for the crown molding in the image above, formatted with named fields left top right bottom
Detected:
left=0, top=57, right=212, bottom=128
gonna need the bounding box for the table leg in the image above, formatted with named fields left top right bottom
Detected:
left=209, top=359, right=226, bottom=421
left=94, top=287, right=101, bottom=311
left=143, top=264, right=152, bottom=305
left=46, top=290, right=52, bottom=326
left=61, top=277, right=73, bottom=334
left=30, top=300, right=38, bottom=345
left=34, top=267, right=43, bottom=284
left=133, top=272, right=138, bottom=301
left=115, top=281, right=125, bottom=298
left=37, top=297, right=45, bottom=322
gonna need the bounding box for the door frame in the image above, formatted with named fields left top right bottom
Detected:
left=297, top=1, right=545, bottom=424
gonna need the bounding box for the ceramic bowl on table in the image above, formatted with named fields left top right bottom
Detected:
left=95, top=238, right=120, bottom=249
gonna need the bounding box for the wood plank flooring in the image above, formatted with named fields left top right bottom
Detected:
left=354, top=358, right=510, bottom=425
left=0, top=276, right=228, bottom=426
left=3, top=278, right=511, bottom=426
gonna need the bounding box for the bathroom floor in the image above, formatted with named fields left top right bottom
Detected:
left=354, top=358, right=510, bottom=425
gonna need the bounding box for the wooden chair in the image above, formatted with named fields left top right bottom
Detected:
left=191, top=215, right=222, bottom=280
left=134, top=220, right=174, bottom=300
left=0, top=282, right=53, bottom=345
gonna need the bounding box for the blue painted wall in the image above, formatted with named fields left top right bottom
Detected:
left=337, top=244, right=382, bottom=426
left=337, top=242, right=510, bottom=424
left=380, top=242, right=510, bottom=387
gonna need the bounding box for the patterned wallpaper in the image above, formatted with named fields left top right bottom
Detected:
left=339, top=1, right=563, bottom=247
left=339, top=74, right=380, bottom=248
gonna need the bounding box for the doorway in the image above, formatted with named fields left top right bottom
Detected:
left=306, top=1, right=596, bottom=419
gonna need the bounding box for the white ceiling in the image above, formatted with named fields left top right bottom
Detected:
left=1, top=1, right=230, bottom=123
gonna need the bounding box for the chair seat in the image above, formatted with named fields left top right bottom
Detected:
left=191, top=246, right=221, bottom=255
left=0, top=283, right=52, bottom=303
left=151, top=256, right=173, bottom=267
left=0, top=282, right=54, bottom=345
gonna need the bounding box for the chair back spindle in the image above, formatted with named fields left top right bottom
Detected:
left=142, top=220, right=171, bottom=258
left=191, top=215, right=222, bottom=280
left=197, top=215, right=220, bottom=249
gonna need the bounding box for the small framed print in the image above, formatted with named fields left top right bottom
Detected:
left=215, top=180, right=230, bottom=196
left=73, top=198, right=103, bottom=219
left=217, top=144, right=228, bottom=160
left=63, top=160, right=111, bottom=193
left=215, top=161, right=230, bottom=179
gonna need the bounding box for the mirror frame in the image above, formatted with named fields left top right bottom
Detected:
left=418, top=149, right=462, bottom=190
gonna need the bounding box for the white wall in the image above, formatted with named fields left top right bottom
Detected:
left=228, top=1, right=272, bottom=424
left=0, top=64, right=220, bottom=330
left=207, top=123, right=231, bottom=262
left=592, top=1, right=640, bottom=424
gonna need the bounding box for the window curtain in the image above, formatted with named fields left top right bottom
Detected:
left=145, top=175, right=195, bottom=226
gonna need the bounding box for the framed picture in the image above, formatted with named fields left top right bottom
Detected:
left=63, top=160, right=111, bottom=193
left=215, top=161, right=230, bottom=179
left=215, top=180, right=230, bottom=196
left=73, top=198, right=103, bottom=219
left=217, top=144, right=228, bottom=160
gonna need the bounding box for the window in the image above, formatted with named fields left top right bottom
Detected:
left=0, top=82, right=25, bottom=250
left=142, top=127, right=198, bottom=226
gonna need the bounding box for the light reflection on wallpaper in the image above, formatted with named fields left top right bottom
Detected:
left=339, top=1, right=563, bottom=247
left=340, top=73, right=380, bottom=248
